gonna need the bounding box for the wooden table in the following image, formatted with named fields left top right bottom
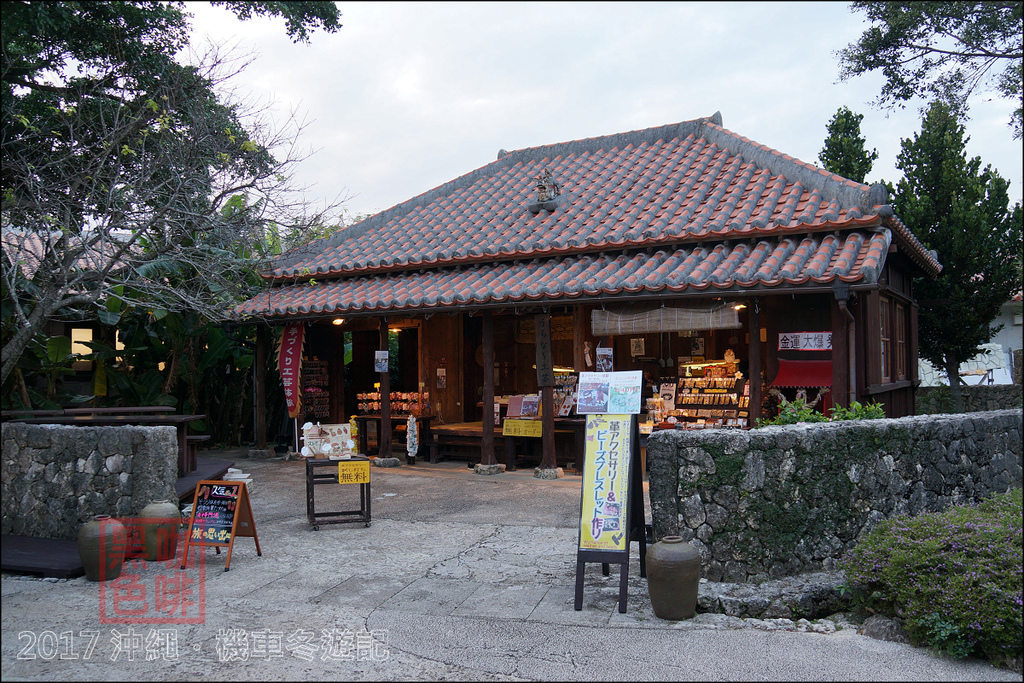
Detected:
left=354, top=415, right=435, bottom=463
left=8, top=414, right=205, bottom=477
left=305, top=457, right=371, bottom=529
left=63, top=406, right=176, bottom=415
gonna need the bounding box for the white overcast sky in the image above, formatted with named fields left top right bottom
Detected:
left=185, top=1, right=1023, bottom=223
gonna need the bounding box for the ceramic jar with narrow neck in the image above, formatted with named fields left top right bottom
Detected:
left=77, top=515, right=127, bottom=581
left=645, top=535, right=702, bottom=620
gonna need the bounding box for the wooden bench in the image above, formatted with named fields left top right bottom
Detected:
left=431, top=422, right=580, bottom=471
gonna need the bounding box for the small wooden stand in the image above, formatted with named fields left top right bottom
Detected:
left=573, top=416, right=647, bottom=612
left=305, top=457, right=372, bottom=529
left=180, top=480, right=261, bottom=572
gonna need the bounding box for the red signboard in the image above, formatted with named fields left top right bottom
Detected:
left=277, top=324, right=305, bottom=418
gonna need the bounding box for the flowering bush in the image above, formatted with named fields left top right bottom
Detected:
left=838, top=488, right=1023, bottom=669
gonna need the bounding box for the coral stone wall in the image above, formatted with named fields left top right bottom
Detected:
left=647, top=410, right=1023, bottom=582
left=916, top=384, right=1022, bottom=414
left=1, top=423, right=178, bottom=540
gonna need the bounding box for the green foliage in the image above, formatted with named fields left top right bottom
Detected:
left=819, top=106, right=879, bottom=183
left=893, top=101, right=1023, bottom=402
left=758, top=394, right=887, bottom=426
left=838, top=1, right=1024, bottom=138
left=78, top=307, right=261, bottom=444
left=829, top=400, right=887, bottom=421
left=757, top=396, right=829, bottom=426
left=838, top=488, right=1023, bottom=668
left=211, top=1, right=342, bottom=43
left=0, top=0, right=343, bottom=388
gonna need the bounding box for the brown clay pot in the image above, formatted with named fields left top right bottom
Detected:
left=139, top=500, right=181, bottom=561
left=646, top=535, right=701, bottom=620
left=77, top=515, right=127, bottom=581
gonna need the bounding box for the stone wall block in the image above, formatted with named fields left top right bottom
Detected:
left=741, top=452, right=765, bottom=491
left=1, top=423, right=178, bottom=540
left=704, top=501, right=729, bottom=530
left=712, top=485, right=739, bottom=509
left=681, top=492, right=706, bottom=528
left=648, top=409, right=1023, bottom=581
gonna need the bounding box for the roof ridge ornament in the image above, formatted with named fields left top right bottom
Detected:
left=528, top=169, right=562, bottom=214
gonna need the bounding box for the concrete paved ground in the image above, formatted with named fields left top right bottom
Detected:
left=2, top=449, right=1018, bottom=681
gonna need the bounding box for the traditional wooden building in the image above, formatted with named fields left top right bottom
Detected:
left=236, top=113, right=941, bottom=467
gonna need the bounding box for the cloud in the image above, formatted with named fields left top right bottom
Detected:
left=186, top=1, right=1023, bottom=220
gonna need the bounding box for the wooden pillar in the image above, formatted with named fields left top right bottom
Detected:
left=749, top=298, right=762, bottom=426
left=254, top=325, right=268, bottom=449
left=379, top=319, right=392, bottom=458
left=535, top=312, right=556, bottom=469
left=330, top=323, right=347, bottom=423
left=480, top=311, right=496, bottom=465
left=831, top=290, right=851, bottom=410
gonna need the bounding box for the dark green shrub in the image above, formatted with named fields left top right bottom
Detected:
left=757, top=396, right=829, bottom=426
left=829, top=400, right=886, bottom=421
left=757, top=395, right=885, bottom=426
left=838, top=488, right=1023, bottom=669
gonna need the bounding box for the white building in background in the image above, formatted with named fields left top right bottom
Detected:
left=918, top=293, right=1023, bottom=386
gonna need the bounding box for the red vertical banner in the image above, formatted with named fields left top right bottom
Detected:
left=276, top=324, right=305, bottom=418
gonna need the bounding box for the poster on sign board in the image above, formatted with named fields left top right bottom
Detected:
left=576, top=371, right=643, bottom=415
left=578, top=414, right=632, bottom=551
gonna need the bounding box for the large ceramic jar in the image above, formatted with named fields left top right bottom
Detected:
left=139, top=500, right=181, bottom=562
left=77, top=515, right=127, bottom=581
left=645, top=535, right=702, bottom=620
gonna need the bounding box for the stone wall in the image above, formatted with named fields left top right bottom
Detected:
left=1, top=423, right=178, bottom=540
left=647, top=410, right=1023, bottom=583
left=916, top=384, right=1022, bottom=414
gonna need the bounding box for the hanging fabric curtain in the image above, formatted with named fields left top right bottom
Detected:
left=591, top=305, right=742, bottom=336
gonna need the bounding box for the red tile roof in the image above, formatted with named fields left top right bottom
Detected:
left=237, top=113, right=941, bottom=320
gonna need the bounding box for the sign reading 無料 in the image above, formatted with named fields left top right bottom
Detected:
left=338, top=460, right=370, bottom=484
left=503, top=418, right=543, bottom=437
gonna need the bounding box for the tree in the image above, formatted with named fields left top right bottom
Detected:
left=892, top=100, right=1023, bottom=411
left=819, top=106, right=879, bottom=183
left=1, top=1, right=343, bottom=389
left=838, top=1, right=1024, bottom=139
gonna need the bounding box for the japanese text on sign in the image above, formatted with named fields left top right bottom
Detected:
left=337, top=460, right=370, bottom=484
left=578, top=414, right=632, bottom=552
left=778, top=331, right=832, bottom=351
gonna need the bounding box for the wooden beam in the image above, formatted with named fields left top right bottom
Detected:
left=254, top=326, right=267, bottom=449
left=379, top=319, right=392, bottom=458
left=535, top=312, right=556, bottom=469
left=749, top=298, right=762, bottom=426
left=480, top=311, right=496, bottom=465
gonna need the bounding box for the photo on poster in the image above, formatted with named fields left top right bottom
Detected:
left=659, top=382, right=677, bottom=411
left=520, top=394, right=540, bottom=418
left=690, top=337, right=705, bottom=356
left=596, top=347, right=613, bottom=372
left=374, top=350, right=389, bottom=373
left=630, top=338, right=645, bottom=357
left=576, top=374, right=610, bottom=414
left=607, top=371, right=644, bottom=414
